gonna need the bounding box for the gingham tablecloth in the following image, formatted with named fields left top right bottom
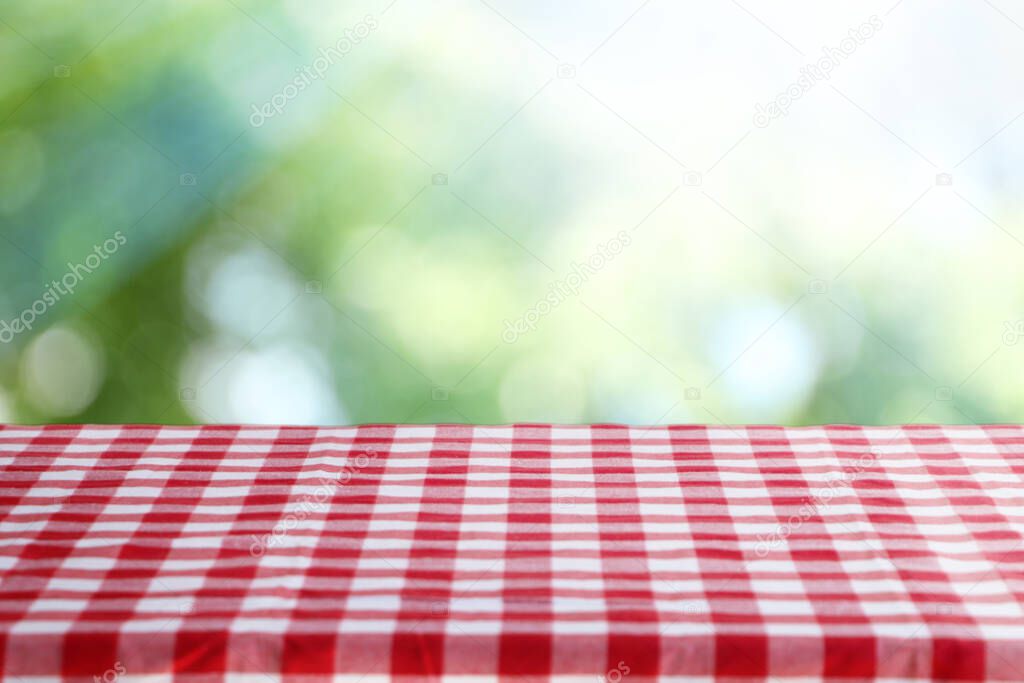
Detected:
left=1, top=424, right=1024, bottom=682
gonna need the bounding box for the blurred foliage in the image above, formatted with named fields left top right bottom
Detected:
left=1, top=1, right=1022, bottom=426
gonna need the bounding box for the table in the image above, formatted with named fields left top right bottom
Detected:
left=1, top=424, right=1023, bottom=681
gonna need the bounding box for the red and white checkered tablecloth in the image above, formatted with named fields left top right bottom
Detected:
left=1, top=424, right=1024, bottom=682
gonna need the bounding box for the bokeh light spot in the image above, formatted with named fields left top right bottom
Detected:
left=21, top=325, right=105, bottom=417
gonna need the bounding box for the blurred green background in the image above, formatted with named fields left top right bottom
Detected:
left=1, top=0, right=1022, bottom=426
